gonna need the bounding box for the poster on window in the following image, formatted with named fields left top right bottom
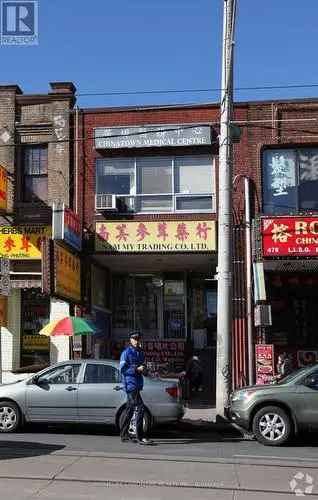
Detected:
left=255, top=344, right=274, bottom=385
left=110, top=339, right=186, bottom=375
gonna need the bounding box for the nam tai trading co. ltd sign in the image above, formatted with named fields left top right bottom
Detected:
left=262, top=216, right=318, bottom=257
left=95, top=220, right=216, bottom=253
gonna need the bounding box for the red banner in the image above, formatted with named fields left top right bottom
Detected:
left=255, top=344, right=274, bottom=385
left=262, top=217, right=318, bottom=257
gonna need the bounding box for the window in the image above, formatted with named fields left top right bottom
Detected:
left=23, top=145, right=48, bottom=203
left=95, top=155, right=215, bottom=213
left=84, top=363, right=119, bottom=384
left=96, top=158, right=135, bottom=195
left=262, top=147, right=318, bottom=214
left=38, top=364, right=81, bottom=385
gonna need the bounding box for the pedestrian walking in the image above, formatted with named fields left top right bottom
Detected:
left=119, top=331, right=154, bottom=445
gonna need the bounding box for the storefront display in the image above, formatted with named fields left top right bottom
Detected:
left=267, top=273, right=318, bottom=347
left=21, top=289, right=50, bottom=367
left=110, top=339, right=186, bottom=375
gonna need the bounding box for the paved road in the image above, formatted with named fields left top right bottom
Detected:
left=1, top=424, right=318, bottom=499
left=1, top=422, right=318, bottom=466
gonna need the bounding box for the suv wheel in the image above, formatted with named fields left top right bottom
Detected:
left=0, top=402, right=21, bottom=433
left=252, top=406, right=291, bottom=446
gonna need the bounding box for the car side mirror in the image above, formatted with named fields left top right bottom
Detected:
left=34, top=376, right=49, bottom=386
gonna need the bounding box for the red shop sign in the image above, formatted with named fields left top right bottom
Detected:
left=262, top=217, right=318, bottom=257
left=255, top=344, right=274, bottom=385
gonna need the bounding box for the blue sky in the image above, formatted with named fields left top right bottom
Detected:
left=1, top=0, right=317, bottom=107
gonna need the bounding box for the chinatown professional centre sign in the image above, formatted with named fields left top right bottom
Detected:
left=94, top=124, right=212, bottom=149
left=96, top=220, right=216, bottom=253
left=262, top=216, right=318, bottom=257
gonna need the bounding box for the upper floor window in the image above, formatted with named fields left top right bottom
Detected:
left=95, top=155, right=215, bottom=213
left=23, top=145, right=48, bottom=203
left=262, top=147, right=318, bottom=214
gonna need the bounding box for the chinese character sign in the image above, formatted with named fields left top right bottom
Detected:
left=255, top=344, right=274, bottom=385
left=54, top=243, right=81, bottom=303
left=266, top=150, right=296, bottom=197
left=262, top=217, right=318, bottom=257
left=95, top=220, right=216, bottom=253
left=63, top=208, right=82, bottom=251
left=53, top=204, right=82, bottom=251
left=0, top=165, right=7, bottom=212
left=0, top=226, right=51, bottom=259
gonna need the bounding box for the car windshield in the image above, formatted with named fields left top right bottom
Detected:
left=277, top=366, right=310, bottom=385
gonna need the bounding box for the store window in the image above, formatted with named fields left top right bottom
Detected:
left=163, top=280, right=185, bottom=339
left=23, top=145, right=48, bottom=203
left=21, top=290, right=50, bottom=367
left=96, top=155, right=215, bottom=213
left=262, top=147, right=318, bottom=214
left=112, top=274, right=186, bottom=340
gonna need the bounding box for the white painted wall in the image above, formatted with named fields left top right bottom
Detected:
left=49, top=298, right=70, bottom=364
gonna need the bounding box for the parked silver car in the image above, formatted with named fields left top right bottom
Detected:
left=0, top=360, right=184, bottom=433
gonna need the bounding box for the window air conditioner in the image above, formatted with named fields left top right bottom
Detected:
left=95, top=194, right=118, bottom=211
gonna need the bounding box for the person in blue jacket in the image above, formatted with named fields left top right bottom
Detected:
left=119, top=331, right=153, bottom=445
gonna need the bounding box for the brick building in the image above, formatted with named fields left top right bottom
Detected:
left=2, top=89, right=317, bottom=391
left=235, top=98, right=318, bottom=383
left=76, top=97, right=318, bottom=396
left=0, top=82, right=76, bottom=376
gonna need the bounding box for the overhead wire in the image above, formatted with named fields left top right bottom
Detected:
left=75, top=83, right=318, bottom=97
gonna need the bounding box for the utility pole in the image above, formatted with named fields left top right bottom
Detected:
left=216, top=0, right=236, bottom=417
left=244, top=176, right=254, bottom=386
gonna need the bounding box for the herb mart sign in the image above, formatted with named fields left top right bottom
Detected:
left=94, top=124, right=212, bottom=149
left=96, top=220, right=216, bottom=253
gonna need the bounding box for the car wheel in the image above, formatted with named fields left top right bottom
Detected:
left=118, top=408, right=152, bottom=437
left=0, top=401, right=21, bottom=433
left=252, top=405, right=292, bottom=446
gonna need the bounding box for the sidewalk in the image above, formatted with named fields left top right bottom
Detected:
left=0, top=452, right=317, bottom=499
left=183, top=403, right=216, bottom=423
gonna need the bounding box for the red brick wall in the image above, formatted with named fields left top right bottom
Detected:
left=77, top=105, right=221, bottom=228
left=76, top=98, right=318, bottom=389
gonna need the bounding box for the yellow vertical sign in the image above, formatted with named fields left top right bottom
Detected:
left=55, top=244, right=81, bottom=303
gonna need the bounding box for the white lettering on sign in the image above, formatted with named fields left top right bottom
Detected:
left=300, top=151, right=318, bottom=181
left=269, top=152, right=296, bottom=197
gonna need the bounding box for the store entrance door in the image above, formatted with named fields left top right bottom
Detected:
left=112, top=274, right=187, bottom=341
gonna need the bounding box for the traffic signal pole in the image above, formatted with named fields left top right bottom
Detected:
left=216, top=0, right=236, bottom=417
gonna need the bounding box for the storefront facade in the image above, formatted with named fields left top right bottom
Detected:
left=0, top=82, right=76, bottom=377
left=78, top=106, right=220, bottom=397
left=248, top=102, right=318, bottom=383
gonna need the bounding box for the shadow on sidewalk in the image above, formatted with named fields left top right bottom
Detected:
left=0, top=440, right=65, bottom=460
left=150, top=420, right=244, bottom=445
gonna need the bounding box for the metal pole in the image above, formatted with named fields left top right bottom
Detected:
left=0, top=302, right=2, bottom=385
left=75, top=106, right=79, bottom=214
left=216, top=0, right=236, bottom=417
left=244, top=177, right=254, bottom=386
